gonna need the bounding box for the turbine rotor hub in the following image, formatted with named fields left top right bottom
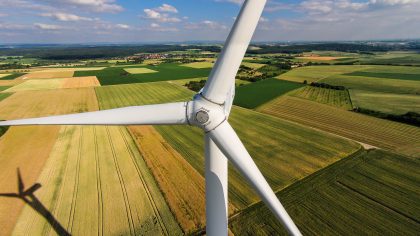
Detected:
left=187, top=94, right=226, bottom=132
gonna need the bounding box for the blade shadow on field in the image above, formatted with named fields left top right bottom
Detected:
left=0, top=168, right=71, bottom=236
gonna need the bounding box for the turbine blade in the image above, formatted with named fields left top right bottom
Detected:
left=0, top=102, right=188, bottom=126
left=208, top=121, right=302, bottom=236
left=202, top=0, right=266, bottom=104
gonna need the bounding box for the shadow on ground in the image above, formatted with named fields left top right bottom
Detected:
left=0, top=168, right=71, bottom=236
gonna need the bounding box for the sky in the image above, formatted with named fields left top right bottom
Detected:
left=0, top=0, right=419, bottom=44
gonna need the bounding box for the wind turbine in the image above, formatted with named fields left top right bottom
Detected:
left=0, top=0, right=301, bottom=235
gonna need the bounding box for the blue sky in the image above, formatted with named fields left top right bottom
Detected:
left=0, top=0, right=419, bottom=43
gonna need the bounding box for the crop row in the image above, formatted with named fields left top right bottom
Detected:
left=229, top=149, right=420, bottom=235
left=258, top=96, right=420, bottom=157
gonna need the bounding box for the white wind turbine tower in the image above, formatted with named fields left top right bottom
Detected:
left=0, top=0, right=301, bottom=235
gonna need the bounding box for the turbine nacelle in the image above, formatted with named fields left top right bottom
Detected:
left=187, top=94, right=227, bottom=132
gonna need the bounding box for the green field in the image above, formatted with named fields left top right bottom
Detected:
left=345, top=71, right=420, bottom=81
left=95, top=81, right=360, bottom=210
left=350, top=90, right=420, bottom=114
left=229, top=149, right=420, bottom=235
left=321, top=74, right=420, bottom=95
left=95, top=82, right=192, bottom=109
left=359, top=52, right=420, bottom=65
left=75, top=63, right=211, bottom=85
left=258, top=96, right=420, bottom=157
left=0, top=93, right=12, bottom=102
left=234, top=79, right=304, bottom=109
left=277, top=65, right=370, bottom=83
left=290, top=86, right=352, bottom=110
left=0, top=73, right=25, bottom=80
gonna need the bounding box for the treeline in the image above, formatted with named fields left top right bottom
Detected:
left=309, top=82, right=346, bottom=90
left=0, top=45, right=222, bottom=60
left=237, top=62, right=291, bottom=82
left=185, top=80, right=206, bottom=92
left=247, top=43, right=398, bottom=54
left=353, top=108, right=420, bottom=127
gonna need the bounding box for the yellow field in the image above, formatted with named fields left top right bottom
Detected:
left=35, top=67, right=105, bottom=72
left=241, top=62, right=265, bottom=69
left=0, top=126, right=60, bottom=236
left=124, top=68, right=158, bottom=74
left=258, top=96, right=420, bottom=157
left=0, top=80, right=24, bottom=86
left=61, top=76, right=100, bottom=89
left=3, top=79, right=63, bottom=92
left=182, top=62, right=213, bottom=69
left=13, top=126, right=182, bottom=235
left=21, top=71, right=74, bottom=80
left=0, top=87, right=99, bottom=119
left=0, top=74, right=11, bottom=78
left=0, top=85, right=100, bottom=235
left=129, top=126, right=214, bottom=233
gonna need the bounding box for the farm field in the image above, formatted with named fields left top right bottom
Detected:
left=61, top=76, right=100, bottom=89
left=3, top=79, right=63, bottom=92
left=124, top=68, right=157, bottom=74
left=75, top=63, right=211, bottom=85
left=96, top=82, right=192, bottom=109
left=0, top=93, right=12, bottom=102
left=129, top=126, right=213, bottom=233
left=350, top=90, right=420, bottom=114
left=0, top=126, right=60, bottom=236
left=359, top=51, right=420, bottom=65
left=229, top=149, right=420, bottom=235
left=0, top=87, right=98, bottom=120
left=0, top=74, right=10, bottom=78
left=0, top=83, right=100, bottom=235
left=182, top=62, right=213, bottom=68
left=95, top=81, right=360, bottom=210
left=345, top=71, right=420, bottom=81
left=156, top=107, right=361, bottom=209
left=258, top=96, right=420, bottom=157
left=13, top=125, right=182, bottom=236
left=0, top=73, right=25, bottom=81
left=290, top=86, right=352, bottom=110
left=277, top=65, right=371, bottom=83
left=321, top=74, right=420, bottom=94
left=22, top=71, right=74, bottom=79
left=3, top=77, right=100, bottom=92
left=234, top=79, right=304, bottom=109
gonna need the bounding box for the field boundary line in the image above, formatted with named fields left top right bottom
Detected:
left=67, top=126, right=83, bottom=232
left=228, top=147, right=366, bottom=222
left=120, top=127, right=170, bottom=236
left=337, top=181, right=420, bottom=224
left=93, top=127, right=104, bottom=236
left=105, top=126, right=135, bottom=235
left=43, top=126, right=70, bottom=235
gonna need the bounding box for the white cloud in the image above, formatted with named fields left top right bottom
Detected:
left=34, top=23, right=64, bottom=30
left=185, top=20, right=228, bottom=30
left=215, top=0, right=244, bottom=5
left=143, top=9, right=181, bottom=23
left=259, top=17, right=269, bottom=22
left=158, top=4, right=178, bottom=13
left=115, top=23, right=130, bottom=29
left=39, top=0, right=123, bottom=13
left=40, top=12, right=93, bottom=21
